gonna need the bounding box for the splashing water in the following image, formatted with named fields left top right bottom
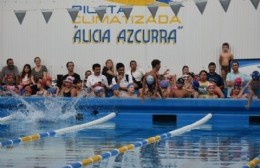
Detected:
left=0, top=91, right=84, bottom=123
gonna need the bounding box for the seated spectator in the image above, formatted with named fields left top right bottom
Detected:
left=182, top=65, right=189, bottom=75
left=207, top=62, right=224, bottom=90
left=226, top=60, right=246, bottom=98
left=191, top=80, right=199, bottom=98
left=122, top=83, right=138, bottom=98
left=94, top=86, right=105, bottom=97
left=111, top=84, right=121, bottom=97
left=127, top=60, right=145, bottom=89
left=206, top=83, right=218, bottom=99
left=83, top=70, right=92, bottom=87
left=87, top=63, right=108, bottom=96
left=3, top=74, right=19, bottom=95
left=19, top=64, right=33, bottom=91
left=58, top=76, right=77, bottom=97
left=160, top=80, right=170, bottom=98
left=198, top=70, right=209, bottom=98
left=230, top=85, right=246, bottom=99
left=23, top=85, right=32, bottom=96
left=112, top=63, right=133, bottom=93
left=208, top=78, right=224, bottom=98
left=62, top=61, right=81, bottom=85
left=75, top=79, right=83, bottom=97
left=1, top=58, right=20, bottom=85
left=170, top=78, right=190, bottom=98
left=35, top=79, right=47, bottom=96
left=31, top=57, right=48, bottom=85
left=102, top=59, right=115, bottom=87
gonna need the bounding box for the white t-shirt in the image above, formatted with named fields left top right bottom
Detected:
left=86, top=74, right=108, bottom=88
left=112, top=74, right=133, bottom=88
left=226, top=71, right=246, bottom=97
left=127, top=69, right=145, bottom=82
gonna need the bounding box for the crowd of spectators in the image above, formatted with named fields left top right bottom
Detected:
left=0, top=43, right=259, bottom=108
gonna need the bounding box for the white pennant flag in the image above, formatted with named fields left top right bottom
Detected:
left=250, top=0, right=260, bottom=9
left=41, top=9, right=53, bottom=23
left=95, top=6, right=107, bottom=22
left=67, top=7, right=80, bottom=22
left=169, top=2, right=182, bottom=16
left=14, top=10, right=26, bottom=25
left=121, top=6, right=133, bottom=20
left=219, top=0, right=231, bottom=12
left=147, top=3, right=159, bottom=18
left=194, top=0, right=208, bottom=14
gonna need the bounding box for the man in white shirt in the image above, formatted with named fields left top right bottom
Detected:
left=86, top=64, right=108, bottom=96
left=112, top=63, right=133, bottom=92
left=127, top=60, right=145, bottom=89
left=226, top=60, right=246, bottom=97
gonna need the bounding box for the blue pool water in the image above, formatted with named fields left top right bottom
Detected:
left=0, top=97, right=260, bottom=168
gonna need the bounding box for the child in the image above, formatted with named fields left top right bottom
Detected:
left=219, top=42, right=234, bottom=81
left=245, top=71, right=260, bottom=109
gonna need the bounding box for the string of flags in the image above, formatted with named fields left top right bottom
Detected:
left=11, top=0, right=260, bottom=25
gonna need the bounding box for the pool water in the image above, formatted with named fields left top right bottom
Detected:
left=0, top=112, right=259, bottom=168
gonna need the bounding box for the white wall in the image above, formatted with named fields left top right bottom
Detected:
left=0, top=0, right=259, bottom=79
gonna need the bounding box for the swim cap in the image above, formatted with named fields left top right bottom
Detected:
left=234, top=77, right=242, bottom=86
left=160, top=80, right=169, bottom=88
left=252, top=71, right=260, bottom=80
left=94, top=86, right=105, bottom=94
left=176, top=78, right=184, bottom=85
left=111, top=84, right=119, bottom=91
left=146, top=75, right=154, bottom=85
left=127, top=83, right=135, bottom=89
left=47, top=87, right=56, bottom=94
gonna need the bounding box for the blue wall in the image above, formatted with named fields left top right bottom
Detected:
left=0, top=97, right=259, bottom=127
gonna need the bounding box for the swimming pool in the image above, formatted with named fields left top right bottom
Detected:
left=0, top=97, right=259, bottom=168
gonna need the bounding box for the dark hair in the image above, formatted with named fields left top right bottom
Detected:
left=231, top=60, right=239, bottom=66
left=199, top=70, right=208, bottom=75
left=222, top=42, right=230, bottom=48
left=92, top=63, right=101, bottom=70
left=21, top=64, right=32, bottom=79
left=34, top=57, right=41, bottom=62
left=151, top=59, right=161, bottom=68
left=6, top=58, right=13, bottom=64
left=85, top=70, right=92, bottom=74
left=66, top=61, right=74, bottom=68
left=130, top=60, right=136, bottom=66
left=208, top=62, right=216, bottom=67
left=182, top=65, right=189, bottom=71
left=116, top=63, right=125, bottom=70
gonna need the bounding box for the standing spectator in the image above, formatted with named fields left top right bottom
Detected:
left=0, top=58, right=20, bottom=85
left=219, top=42, right=234, bottom=81
left=127, top=60, right=145, bottom=89
left=86, top=63, right=108, bottom=96
left=62, top=61, right=81, bottom=83
left=226, top=60, right=245, bottom=98
left=31, top=57, right=48, bottom=84
left=207, top=62, right=224, bottom=90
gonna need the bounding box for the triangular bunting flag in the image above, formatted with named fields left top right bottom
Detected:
left=147, top=3, right=159, bottom=18
left=250, top=0, right=260, bottom=9
left=14, top=10, right=26, bottom=25
left=67, top=7, right=80, bottom=23
left=169, top=2, right=182, bottom=16
left=41, top=9, right=53, bottom=23
left=121, top=6, right=133, bottom=20
left=95, top=6, right=107, bottom=22
left=219, top=0, right=231, bottom=12
left=194, top=0, right=207, bottom=14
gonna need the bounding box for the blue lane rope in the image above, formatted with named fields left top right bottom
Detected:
left=63, top=113, right=212, bottom=168
left=0, top=112, right=116, bottom=148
